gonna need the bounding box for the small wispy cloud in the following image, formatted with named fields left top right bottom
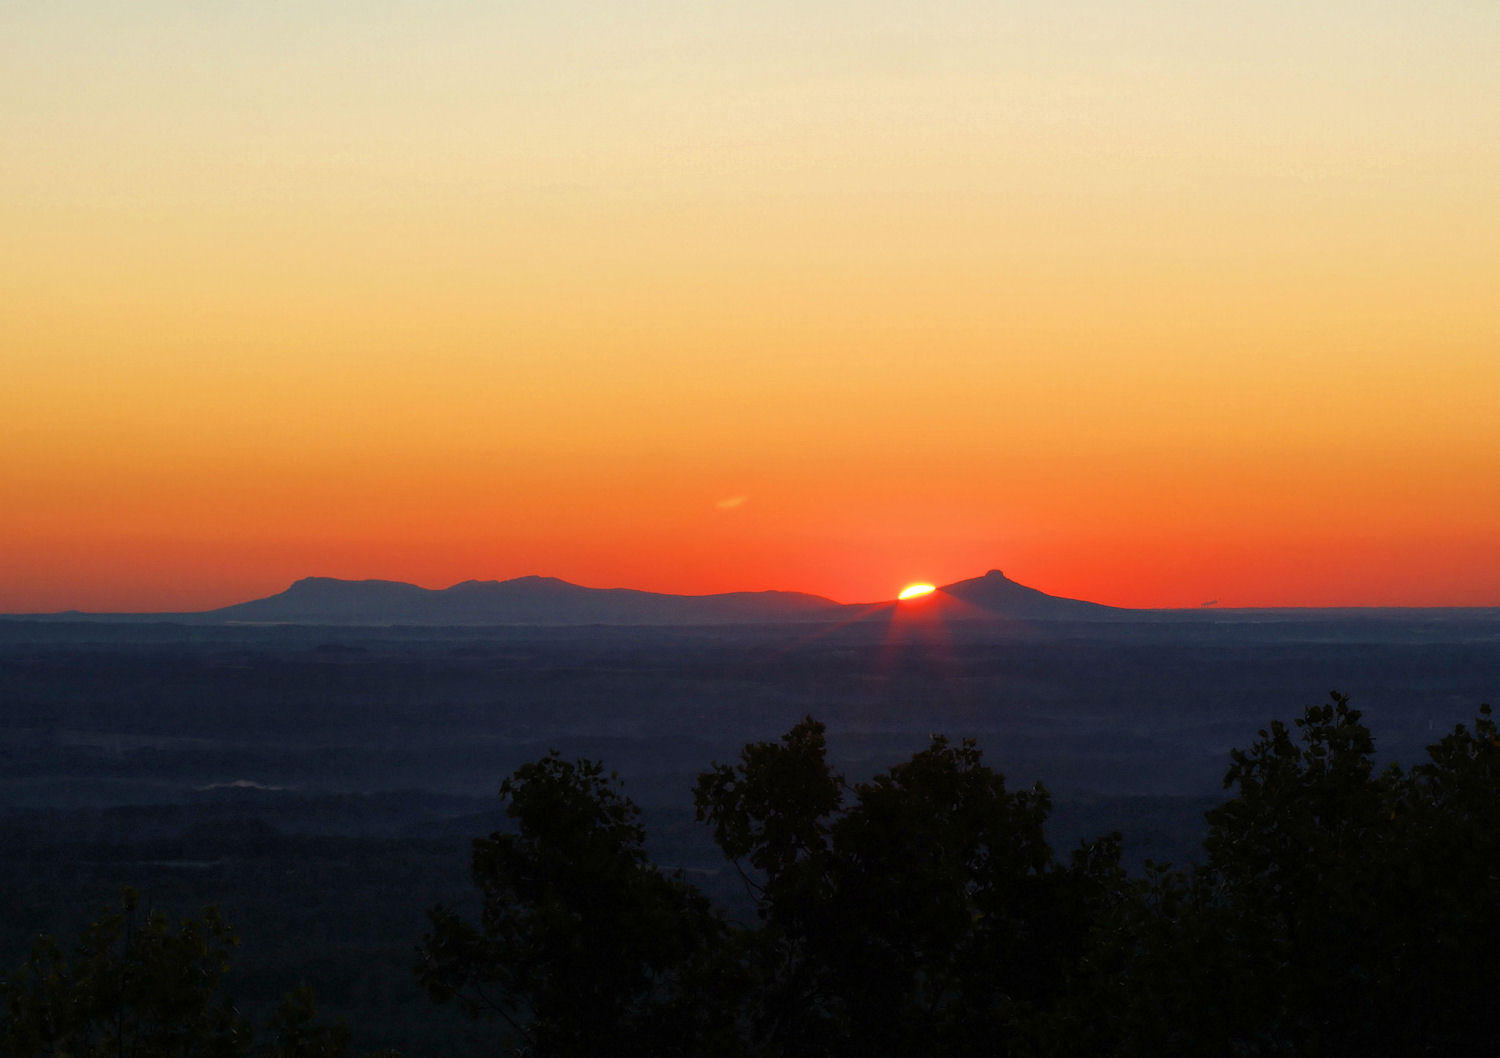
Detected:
left=715, top=495, right=747, bottom=510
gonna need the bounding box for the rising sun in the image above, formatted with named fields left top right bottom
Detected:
left=898, top=583, right=936, bottom=601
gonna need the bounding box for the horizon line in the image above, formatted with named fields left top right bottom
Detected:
left=3, top=569, right=1498, bottom=619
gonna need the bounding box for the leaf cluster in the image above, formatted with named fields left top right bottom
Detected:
left=19, top=691, right=1493, bottom=1057
left=1, top=889, right=373, bottom=1058
left=1117, top=694, right=1500, bottom=1056
left=417, top=754, right=736, bottom=1057
left=423, top=722, right=1128, bottom=1057
left=421, top=696, right=1500, bottom=1057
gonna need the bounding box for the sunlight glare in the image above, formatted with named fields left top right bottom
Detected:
left=898, top=583, right=936, bottom=601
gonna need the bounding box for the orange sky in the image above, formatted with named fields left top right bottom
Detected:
left=3, top=1, right=1497, bottom=612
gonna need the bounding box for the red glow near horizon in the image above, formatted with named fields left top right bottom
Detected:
left=1, top=542, right=1499, bottom=614
left=3, top=4, right=1498, bottom=616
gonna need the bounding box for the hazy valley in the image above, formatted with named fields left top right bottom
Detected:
left=3, top=591, right=1497, bottom=1053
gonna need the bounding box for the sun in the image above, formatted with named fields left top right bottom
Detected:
left=898, top=583, right=936, bottom=601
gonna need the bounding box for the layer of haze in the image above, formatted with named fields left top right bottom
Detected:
left=3, top=1, right=1497, bottom=611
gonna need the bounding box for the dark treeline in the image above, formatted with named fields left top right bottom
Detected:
left=5, top=694, right=1498, bottom=1057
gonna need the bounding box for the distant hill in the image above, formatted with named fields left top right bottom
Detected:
left=206, top=575, right=846, bottom=626
left=1, top=570, right=1140, bottom=626
left=933, top=569, right=1124, bottom=620
left=196, top=570, right=1127, bottom=626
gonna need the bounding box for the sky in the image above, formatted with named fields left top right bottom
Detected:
left=3, top=0, right=1497, bottom=611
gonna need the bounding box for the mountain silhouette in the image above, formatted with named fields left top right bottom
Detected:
left=194, top=571, right=1127, bottom=626
left=4, top=571, right=1129, bottom=625
left=934, top=569, right=1122, bottom=620
left=207, top=576, right=846, bottom=626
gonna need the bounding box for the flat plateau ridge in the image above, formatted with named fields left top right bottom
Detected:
left=198, top=569, right=1118, bottom=625
left=209, top=574, right=845, bottom=625
left=11, top=571, right=1494, bottom=626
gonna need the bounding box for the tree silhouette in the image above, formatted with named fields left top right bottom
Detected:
left=11, top=695, right=1497, bottom=1057
left=417, top=753, right=740, bottom=1057
left=1, top=888, right=252, bottom=1058
left=1, top=889, right=366, bottom=1058
left=1110, top=693, right=1500, bottom=1058
left=695, top=719, right=1126, bottom=1057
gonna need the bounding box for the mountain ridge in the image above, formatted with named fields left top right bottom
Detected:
left=936, top=569, right=1122, bottom=620
left=7, top=573, right=1494, bottom=625
left=194, top=569, right=1122, bottom=626
left=209, top=574, right=851, bottom=626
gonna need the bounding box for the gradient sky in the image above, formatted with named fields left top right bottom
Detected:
left=3, top=1, right=1497, bottom=611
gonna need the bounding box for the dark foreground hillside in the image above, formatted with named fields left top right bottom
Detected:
left=1, top=613, right=1496, bottom=1054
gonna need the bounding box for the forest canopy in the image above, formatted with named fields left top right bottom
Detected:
left=417, top=693, right=1500, bottom=1057
left=6, top=695, right=1497, bottom=1057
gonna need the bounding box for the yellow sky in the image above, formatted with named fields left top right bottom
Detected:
left=3, top=1, right=1497, bottom=610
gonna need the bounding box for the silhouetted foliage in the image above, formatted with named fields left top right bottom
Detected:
left=417, top=753, right=740, bottom=1057
left=421, top=721, right=1129, bottom=1057
left=1395, top=701, right=1500, bottom=1050
left=11, top=693, right=1496, bottom=1057
left=1100, top=693, right=1500, bottom=1058
left=0, top=890, right=364, bottom=1058
left=424, top=698, right=1500, bottom=1057
left=1, top=888, right=252, bottom=1058
left=695, top=719, right=1127, bottom=1057
left=263, top=987, right=354, bottom=1058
